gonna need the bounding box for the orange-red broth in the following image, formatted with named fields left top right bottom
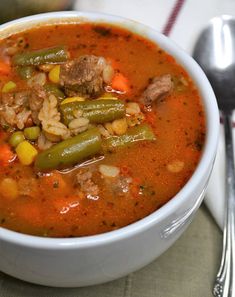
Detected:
left=0, top=24, right=205, bottom=237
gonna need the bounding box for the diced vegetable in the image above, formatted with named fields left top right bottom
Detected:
left=103, top=124, right=156, bottom=149
left=61, top=96, right=85, bottom=105
left=111, top=118, right=128, bottom=135
left=13, top=46, right=69, bottom=66
left=111, top=73, right=130, bottom=93
left=60, top=99, right=125, bottom=125
left=9, top=131, right=25, bottom=147
left=127, top=113, right=145, bottom=127
left=35, top=128, right=102, bottom=170
left=16, top=141, right=38, bottom=165
left=0, top=178, right=18, bottom=200
left=48, top=65, right=60, bottom=83
left=44, top=83, right=65, bottom=101
left=126, top=102, right=141, bottom=115
left=2, top=81, right=16, bottom=93
left=0, top=144, right=15, bottom=166
left=24, top=126, right=41, bottom=140
left=0, top=61, right=11, bottom=75
left=17, top=66, right=34, bottom=79
left=43, top=131, right=61, bottom=142
left=99, top=164, right=120, bottom=178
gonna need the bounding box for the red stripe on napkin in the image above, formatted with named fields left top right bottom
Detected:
left=162, top=0, right=185, bottom=36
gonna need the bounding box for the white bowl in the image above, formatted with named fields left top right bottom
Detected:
left=0, top=11, right=219, bottom=287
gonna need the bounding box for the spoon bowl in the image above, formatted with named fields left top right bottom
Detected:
left=193, top=15, right=235, bottom=111
left=193, top=15, right=235, bottom=297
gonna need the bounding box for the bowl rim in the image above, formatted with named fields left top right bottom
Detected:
left=0, top=11, right=220, bottom=249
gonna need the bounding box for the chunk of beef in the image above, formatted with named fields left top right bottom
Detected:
left=60, top=55, right=113, bottom=98
left=76, top=169, right=99, bottom=198
left=139, top=74, right=173, bottom=106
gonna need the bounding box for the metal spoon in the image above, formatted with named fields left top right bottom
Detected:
left=193, top=15, right=235, bottom=297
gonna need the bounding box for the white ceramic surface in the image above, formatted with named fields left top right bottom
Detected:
left=0, top=11, right=219, bottom=287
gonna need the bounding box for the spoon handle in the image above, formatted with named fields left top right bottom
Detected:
left=213, top=111, right=235, bottom=297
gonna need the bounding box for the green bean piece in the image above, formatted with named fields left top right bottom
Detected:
left=13, top=46, right=69, bottom=66
left=9, top=131, right=25, bottom=147
left=24, top=126, right=40, bottom=141
left=44, top=83, right=65, bottom=101
left=60, top=99, right=125, bottom=125
left=17, top=66, right=34, bottom=80
left=35, top=128, right=102, bottom=170
left=103, top=124, right=156, bottom=150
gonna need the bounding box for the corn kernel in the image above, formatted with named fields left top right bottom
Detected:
left=15, top=141, right=38, bottom=165
left=2, top=81, right=16, bottom=93
left=0, top=178, right=18, bottom=200
left=112, top=118, right=128, bottom=135
left=61, top=96, right=85, bottom=105
left=48, top=65, right=60, bottom=84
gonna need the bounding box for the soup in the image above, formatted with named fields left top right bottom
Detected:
left=0, top=23, right=205, bottom=237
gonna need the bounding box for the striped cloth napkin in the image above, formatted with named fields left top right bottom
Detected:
left=75, top=0, right=235, bottom=229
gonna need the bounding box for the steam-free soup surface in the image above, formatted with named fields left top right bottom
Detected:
left=0, top=23, right=205, bottom=237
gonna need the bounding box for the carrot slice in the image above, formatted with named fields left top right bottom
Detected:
left=0, top=61, right=11, bottom=75
left=111, top=73, right=130, bottom=93
left=0, top=144, right=16, bottom=166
